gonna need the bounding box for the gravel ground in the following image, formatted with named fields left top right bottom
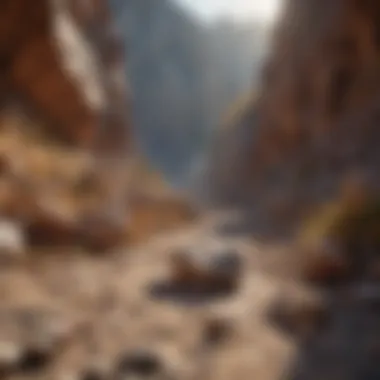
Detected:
left=0, top=213, right=297, bottom=380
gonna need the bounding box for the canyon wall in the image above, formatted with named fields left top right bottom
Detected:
left=0, top=0, right=131, bottom=153
left=205, top=0, right=380, bottom=232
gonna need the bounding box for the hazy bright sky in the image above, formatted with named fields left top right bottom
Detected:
left=173, top=0, right=281, bottom=23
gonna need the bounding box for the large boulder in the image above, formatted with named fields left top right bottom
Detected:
left=169, top=240, right=244, bottom=293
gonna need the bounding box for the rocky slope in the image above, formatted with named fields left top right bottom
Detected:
left=0, top=0, right=157, bottom=235
left=0, top=0, right=199, bottom=250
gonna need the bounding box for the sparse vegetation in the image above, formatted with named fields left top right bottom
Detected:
left=298, top=180, right=380, bottom=251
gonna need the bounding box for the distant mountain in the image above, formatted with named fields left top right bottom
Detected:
left=109, top=0, right=270, bottom=185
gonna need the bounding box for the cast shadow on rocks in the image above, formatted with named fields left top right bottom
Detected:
left=147, top=280, right=237, bottom=306
left=267, top=275, right=380, bottom=380
left=215, top=211, right=296, bottom=244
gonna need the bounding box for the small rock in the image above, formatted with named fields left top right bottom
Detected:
left=0, top=219, right=26, bottom=264
left=80, top=368, right=107, bottom=380
left=300, top=238, right=349, bottom=285
left=267, top=288, right=330, bottom=339
left=25, top=203, right=81, bottom=247
left=14, top=308, right=74, bottom=372
left=18, top=346, right=51, bottom=373
left=202, top=317, right=233, bottom=346
left=79, top=356, right=111, bottom=380
left=170, top=243, right=243, bottom=292
left=115, top=349, right=163, bottom=378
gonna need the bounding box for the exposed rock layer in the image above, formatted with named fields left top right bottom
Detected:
left=0, top=0, right=131, bottom=152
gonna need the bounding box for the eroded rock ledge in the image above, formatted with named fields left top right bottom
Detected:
left=0, top=0, right=131, bottom=152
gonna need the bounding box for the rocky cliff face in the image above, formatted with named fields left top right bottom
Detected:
left=0, top=0, right=131, bottom=152
left=0, top=0, right=138, bottom=246
left=205, top=0, right=380, bottom=232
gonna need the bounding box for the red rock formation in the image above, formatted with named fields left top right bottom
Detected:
left=0, top=0, right=135, bottom=249
left=207, top=0, right=380, bottom=231
left=0, top=0, right=131, bottom=152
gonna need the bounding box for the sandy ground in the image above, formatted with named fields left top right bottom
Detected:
left=0, top=212, right=299, bottom=380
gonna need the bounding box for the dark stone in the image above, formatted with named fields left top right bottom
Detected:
left=170, top=243, right=243, bottom=293
left=115, top=349, right=162, bottom=377
left=18, top=347, right=50, bottom=373
left=267, top=291, right=331, bottom=339
left=203, top=317, right=233, bottom=346
left=80, top=368, right=106, bottom=380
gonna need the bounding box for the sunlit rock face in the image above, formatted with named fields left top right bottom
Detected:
left=0, top=0, right=131, bottom=152
left=204, top=0, right=380, bottom=228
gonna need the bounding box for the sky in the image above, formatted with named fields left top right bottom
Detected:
left=173, top=0, right=282, bottom=23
